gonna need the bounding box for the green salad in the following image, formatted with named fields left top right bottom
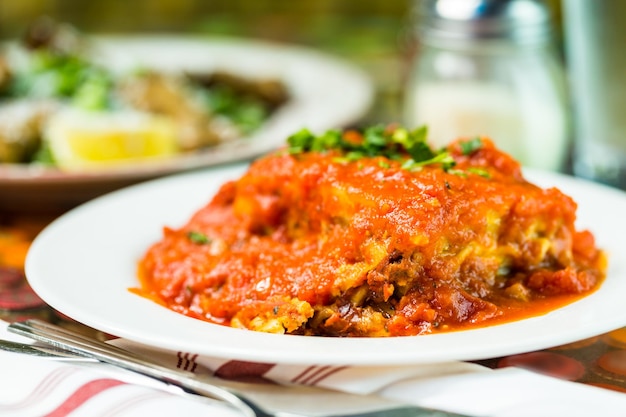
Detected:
left=0, top=19, right=289, bottom=166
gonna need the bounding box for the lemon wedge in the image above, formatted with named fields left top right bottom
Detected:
left=44, top=108, right=178, bottom=171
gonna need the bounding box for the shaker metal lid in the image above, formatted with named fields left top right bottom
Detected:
left=415, top=0, right=552, bottom=45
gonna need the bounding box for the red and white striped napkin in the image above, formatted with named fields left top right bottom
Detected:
left=2, top=319, right=625, bottom=417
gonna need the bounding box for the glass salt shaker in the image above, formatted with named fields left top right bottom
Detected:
left=404, top=0, right=569, bottom=172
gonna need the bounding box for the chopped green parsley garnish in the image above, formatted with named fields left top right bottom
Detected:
left=187, top=231, right=212, bottom=245
left=401, top=152, right=456, bottom=172
left=286, top=126, right=488, bottom=176
left=287, top=125, right=456, bottom=171
left=460, top=137, right=484, bottom=155
left=447, top=167, right=492, bottom=179
left=466, top=167, right=491, bottom=178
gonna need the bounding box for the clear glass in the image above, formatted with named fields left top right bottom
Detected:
left=564, top=0, right=626, bottom=189
left=404, top=41, right=570, bottom=172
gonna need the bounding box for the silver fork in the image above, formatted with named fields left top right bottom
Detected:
left=8, top=319, right=475, bottom=417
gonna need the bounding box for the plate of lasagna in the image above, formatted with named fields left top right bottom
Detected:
left=0, top=20, right=373, bottom=212
left=24, top=126, right=626, bottom=365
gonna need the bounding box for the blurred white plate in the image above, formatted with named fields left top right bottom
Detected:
left=0, top=35, right=373, bottom=212
left=25, top=164, right=626, bottom=365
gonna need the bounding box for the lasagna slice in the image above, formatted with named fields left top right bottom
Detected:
left=138, top=126, right=606, bottom=337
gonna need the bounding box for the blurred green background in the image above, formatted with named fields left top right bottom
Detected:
left=0, top=0, right=418, bottom=125
left=0, top=0, right=563, bottom=126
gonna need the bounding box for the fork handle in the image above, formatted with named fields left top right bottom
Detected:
left=9, top=319, right=259, bottom=417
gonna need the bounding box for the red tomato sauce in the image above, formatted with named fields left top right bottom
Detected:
left=137, top=138, right=606, bottom=337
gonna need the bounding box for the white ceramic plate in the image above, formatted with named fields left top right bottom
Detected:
left=0, top=35, right=373, bottom=212
left=25, top=164, right=626, bottom=365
